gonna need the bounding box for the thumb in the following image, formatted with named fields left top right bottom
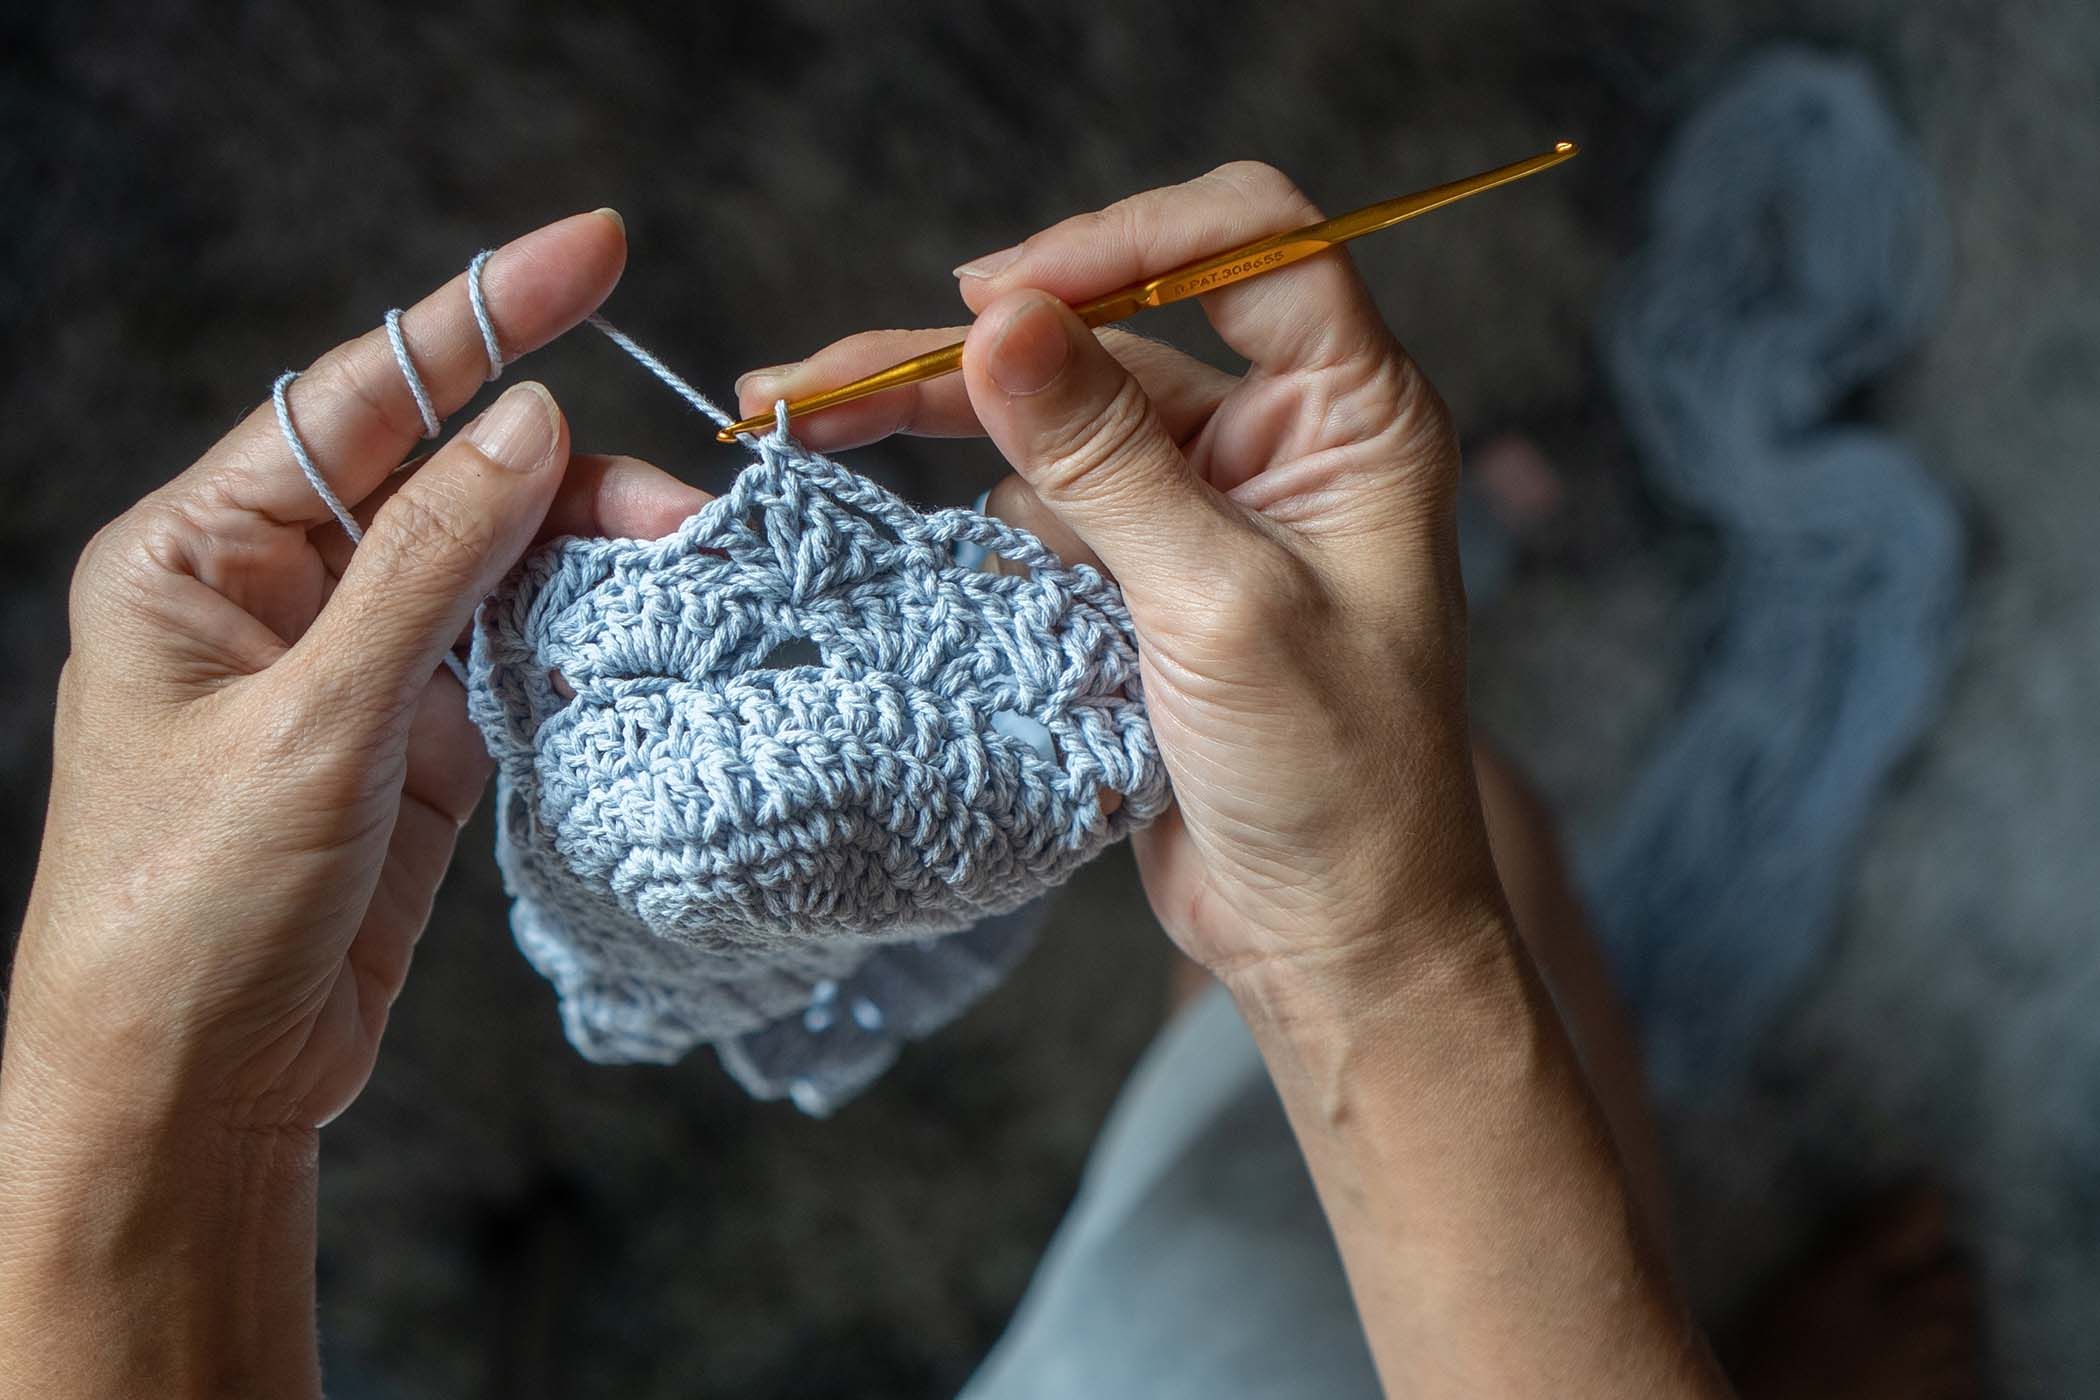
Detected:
left=963, top=289, right=1245, bottom=600
left=295, top=380, right=568, bottom=720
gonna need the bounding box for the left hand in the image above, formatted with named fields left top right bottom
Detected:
left=2, top=211, right=706, bottom=1139
left=0, top=211, right=713, bottom=1397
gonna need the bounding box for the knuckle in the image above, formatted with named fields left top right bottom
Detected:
left=244, top=665, right=396, bottom=793
left=1387, top=355, right=1460, bottom=479
left=363, top=477, right=495, bottom=593
left=1305, top=312, right=1403, bottom=379
left=1067, top=202, right=1135, bottom=259
left=1317, top=349, right=1460, bottom=486
left=1204, top=539, right=1327, bottom=645
left=242, top=668, right=327, bottom=766
left=311, top=337, right=427, bottom=447
left=68, top=503, right=182, bottom=625
left=1108, top=194, right=1173, bottom=263
left=69, top=513, right=134, bottom=602
left=127, top=499, right=201, bottom=570
left=1030, top=374, right=1160, bottom=500
left=1206, top=160, right=1320, bottom=221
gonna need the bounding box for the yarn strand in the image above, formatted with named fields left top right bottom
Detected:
left=274, top=251, right=747, bottom=559
left=384, top=307, right=442, bottom=439
left=584, top=313, right=739, bottom=431
left=466, top=249, right=505, bottom=381
left=272, top=370, right=363, bottom=544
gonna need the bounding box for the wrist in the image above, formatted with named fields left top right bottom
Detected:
left=2, top=901, right=279, bottom=1133
left=1215, top=892, right=1580, bottom=1134
left=1219, top=893, right=1535, bottom=1045
left=0, top=1056, right=321, bottom=1398
left=1220, top=893, right=1721, bottom=1397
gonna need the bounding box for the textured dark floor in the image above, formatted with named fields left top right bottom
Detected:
left=4, top=1, right=2097, bottom=1396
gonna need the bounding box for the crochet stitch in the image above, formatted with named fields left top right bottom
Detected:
left=275, top=261, right=1170, bottom=1113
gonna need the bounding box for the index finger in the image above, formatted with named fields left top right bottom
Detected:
left=953, top=161, right=1396, bottom=379
left=168, top=210, right=629, bottom=538
left=735, top=325, right=1237, bottom=453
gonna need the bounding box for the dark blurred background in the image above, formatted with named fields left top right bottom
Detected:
left=4, top=1, right=2097, bottom=1396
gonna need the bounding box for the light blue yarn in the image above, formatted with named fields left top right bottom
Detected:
left=273, top=370, right=370, bottom=546
left=277, top=255, right=507, bottom=547
left=465, top=248, right=505, bottom=382
left=384, top=308, right=442, bottom=439
left=1580, top=50, right=1961, bottom=1098
left=271, top=248, right=1161, bottom=1112
left=274, top=283, right=493, bottom=686
left=464, top=390, right=1170, bottom=1113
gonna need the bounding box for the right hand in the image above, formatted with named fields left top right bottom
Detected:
left=737, top=162, right=1506, bottom=1002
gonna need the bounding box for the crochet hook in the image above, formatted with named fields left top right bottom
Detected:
left=716, top=141, right=1578, bottom=442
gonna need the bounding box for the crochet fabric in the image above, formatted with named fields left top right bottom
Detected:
left=464, top=411, right=1171, bottom=1113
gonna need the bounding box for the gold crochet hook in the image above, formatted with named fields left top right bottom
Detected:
left=717, top=141, right=1578, bottom=442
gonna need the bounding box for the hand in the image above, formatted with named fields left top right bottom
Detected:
left=0, top=210, right=717, bottom=1397
left=739, top=169, right=1731, bottom=1400
left=3, top=211, right=706, bottom=1139
left=737, top=162, right=1502, bottom=999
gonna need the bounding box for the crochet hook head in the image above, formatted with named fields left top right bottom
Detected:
left=716, top=141, right=1579, bottom=443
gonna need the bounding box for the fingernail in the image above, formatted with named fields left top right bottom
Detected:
left=987, top=295, right=1072, bottom=395
left=736, top=362, right=800, bottom=397
left=593, top=207, right=625, bottom=235
left=465, top=382, right=559, bottom=473
left=953, top=244, right=1022, bottom=280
